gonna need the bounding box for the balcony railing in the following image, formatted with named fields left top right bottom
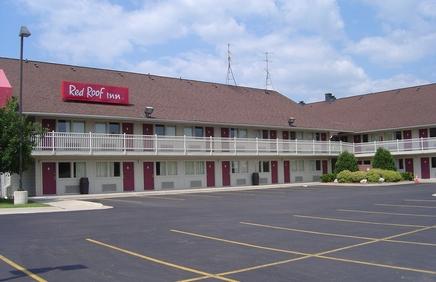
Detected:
left=31, top=132, right=436, bottom=157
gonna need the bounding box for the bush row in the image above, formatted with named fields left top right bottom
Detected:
left=321, top=169, right=411, bottom=183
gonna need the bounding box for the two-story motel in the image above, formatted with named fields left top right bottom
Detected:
left=1, top=57, right=436, bottom=196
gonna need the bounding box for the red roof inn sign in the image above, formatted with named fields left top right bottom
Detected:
left=62, top=81, right=129, bottom=105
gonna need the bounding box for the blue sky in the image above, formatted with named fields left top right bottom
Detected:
left=1, top=0, right=436, bottom=102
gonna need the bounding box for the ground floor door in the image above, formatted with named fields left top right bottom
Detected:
left=222, top=161, right=230, bottom=186
left=123, top=162, right=134, bottom=191
left=322, top=160, right=328, bottom=174
left=421, top=158, right=430, bottom=179
left=405, top=158, right=414, bottom=176
left=283, top=160, right=290, bottom=183
left=143, top=162, right=154, bottom=190
left=206, top=161, right=215, bottom=187
left=42, top=162, right=56, bottom=195
left=271, top=161, right=278, bottom=184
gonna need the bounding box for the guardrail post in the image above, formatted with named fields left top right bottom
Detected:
left=183, top=135, right=187, bottom=155
left=89, top=132, right=92, bottom=154
left=123, top=133, right=126, bottom=154
left=51, top=131, right=55, bottom=154
left=295, top=139, right=298, bottom=154
left=256, top=137, right=259, bottom=156
left=328, top=140, right=331, bottom=155
left=312, top=139, right=315, bottom=155
left=396, top=139, right=399, bottom=152
left=276, top=138, right=279, bottom=155
left=373, top=141, right=377, bottom=152
left=210, top=136, right=213, bottom=155
left=155, top=134, right=158, bottom=155
left=420, top=137, right=424, bottom=151
left=234, top=137, right=237, bottom=155
left=340, top=140, right=343, bottom=153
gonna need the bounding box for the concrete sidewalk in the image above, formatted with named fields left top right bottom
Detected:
left=0, top=200, right=112, bottom=215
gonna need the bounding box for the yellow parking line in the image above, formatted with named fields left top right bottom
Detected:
left=404, top=199, right=436, bottom=203
left=174, top=225, right=436, bottom=281
left=375, top=203, right=436, bottom=209
left=240, top=222, right=375, bottom=240
left=0, top=254, right=47, bottom=282
left=293, top=215, right=429, bottom=228
left=86, top=238, right=237, bottom=282
left=144, top=196, right=185, bottom=201
left=337, top=209, right=436, bottom=218
left=170, top=229, right=307, bottom=256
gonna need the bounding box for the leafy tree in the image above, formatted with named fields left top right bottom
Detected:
left=334, top=151, right=358, bottom=174
left=0, top=97, right=42, bottom=182
left=372, top=147, right=396, bottom=171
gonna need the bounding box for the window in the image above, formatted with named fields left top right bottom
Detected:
left=430, top=128, right=436, bottom=138
left=231, top=161, right=239, bottom=173
left=395, top=131, right=402, bottom=140
left=156, top=161, right=178, bottom=176
left=184, top=127, right=193, bottom=136
left=314, top=133, right=320, bottom=141
left=72, top=121, right=85, bottom=133
left=194, top=127, right=204, bottom=137
left=431, top=157, right=436, bottom=168
left=57, top=120, right=70, bottom=132
left=230, top=128, right=248, bottom=138
left=362, top=134, right=369, bottom=143
left=239, top=129, right=248, bottom=138
left=166, top=126, right=176, bottom=136
left=96, top=162, right=120, bottom=177
left=309, top=160, right=315, bottom=171
left=316, top=160, right=321, bottom=171
left=399, top=159, right=404, bottom=169
left=185, top=161, right=204, bottom=175
left=290, top=131, right=296, bottom=140
left=58, top=162, right=71, bottom=178
left=296, top=132, right=304, bottom=140
left=298, top=160, right=304, bottom=171
left=74, top=162, right=86, bottom=178
left=230, top=161, right=248, bottom=174
left=258, top=161, right=270, bottom=173
left=95, top=123, right=107, bottom=134
left=291, top=160, right=297, bottom=171
left=363, top=160, right=371, bottom=165
left=108, top=123, right=120, bottom=134
left=155, top=125, right=165, bottom=136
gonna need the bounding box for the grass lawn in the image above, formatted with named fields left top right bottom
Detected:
left=0, top=198, right=49, bottom=208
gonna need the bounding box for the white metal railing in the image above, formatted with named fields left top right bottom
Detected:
left=31, top=132, right=436, bottom=157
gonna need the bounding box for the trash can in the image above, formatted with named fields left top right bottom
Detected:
left=252, top=172, right=259, bottom=186
left=79, top=177, right=89, bottom=194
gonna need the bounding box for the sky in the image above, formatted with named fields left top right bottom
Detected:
left=1, top=0, right=436, bottom=102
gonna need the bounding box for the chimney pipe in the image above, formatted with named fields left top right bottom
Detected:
left=325, top=93, right=336, bottom=102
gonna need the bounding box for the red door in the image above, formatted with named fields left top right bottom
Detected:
left=282, top=131, right=289, bottom=139
left=206, top=161, right=215, bottom=187
left=222, top=161, right=230, bottom=186
left=283, top=160, right=290, bottom=183
left=123, top=162, right=134, bottom=191
left=42, top=162, right=56, bottom=195
left=419, top=129, right=428, bottom=149
left=403, top=130, right=412, bottom=150
left=321, top=133, right=327, bottom=141
left=143, top=124, right=154, bottom=151
left=271, top=161, right=278, bottom=184
left=421, top=158, right=430, bottom=179
left=405, top=158, right=414, bottom=176
left=270, top=130, right=277, bottom=139
left=221, top=128, right=229, bottom=152
left=42, top=119, right=56, bottom=150
left=123, top=123, right=134, bottom=150
left=322, top=160, right=328, bottom=174
left=143, top=162, right=154, bottom=190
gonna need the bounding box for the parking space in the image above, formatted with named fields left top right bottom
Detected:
left=0, top=183, right=435, bottom=281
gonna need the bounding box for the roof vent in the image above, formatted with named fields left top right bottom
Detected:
left=298, top=101, right=305, bottom=105
left=325, top=93, right=336, bottom=102
left=71, top=67, right=76, bottom=71
left=33, top=63, right=39, bottom=68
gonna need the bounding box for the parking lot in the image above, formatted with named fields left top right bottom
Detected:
left=1, top=183, right=436, bottom=281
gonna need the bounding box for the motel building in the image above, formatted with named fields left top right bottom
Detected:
left=1, top=57, right=436, bottom=196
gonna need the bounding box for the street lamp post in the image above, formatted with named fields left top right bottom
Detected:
left=18, top=26, right=31, bottom=194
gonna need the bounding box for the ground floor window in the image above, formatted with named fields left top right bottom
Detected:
left=292, top=160, right=304, bottom=172
left=185, top=161, right=205, bottom=175
left=58, top=162, right=86, bottom=178
left=74, top=162, right=87, bottom=178
left=432, top=157, right=436, bottom=168
left=96, top=162, right=120, bottom=177
left=156, top=161, right=178, bottom=176
left=231, top=161, right=248, bottom=173
left=258, top=161, right=270, bottom=173
left=58, top=162, right=71, bottom=178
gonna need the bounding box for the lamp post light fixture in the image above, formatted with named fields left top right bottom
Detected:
left=15, top=26, right=31, bottom=204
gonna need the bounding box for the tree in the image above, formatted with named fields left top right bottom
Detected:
left=0, top=97, right=42, bottom=178
left=372, top=147, right=396, bottom=171
left=334, top=151, right=358, bottom=174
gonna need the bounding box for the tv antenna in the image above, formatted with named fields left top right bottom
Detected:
left=226, top=43, right=237, bottom=86
left=265, top=51, right=273, bottom=91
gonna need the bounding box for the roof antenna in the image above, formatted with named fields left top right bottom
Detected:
left=226, top=43, right=237, bottom=86
left=264, top=51, right=273, bottom=91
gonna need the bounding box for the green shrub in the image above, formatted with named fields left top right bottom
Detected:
left=367, top=169, right=382, bottom=182
left=351, top=171, right=367, bottom=183
left=381, top=170, right=402, bottom=182
left=400, top=172, right=413, bottom=181
left=337, top=170, right=353, bottom=183
left=372, top=147, right=396, bottom=171
left=320, top=173, right=336, bottom=183
left=334, top=151, right=358, bottom=174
